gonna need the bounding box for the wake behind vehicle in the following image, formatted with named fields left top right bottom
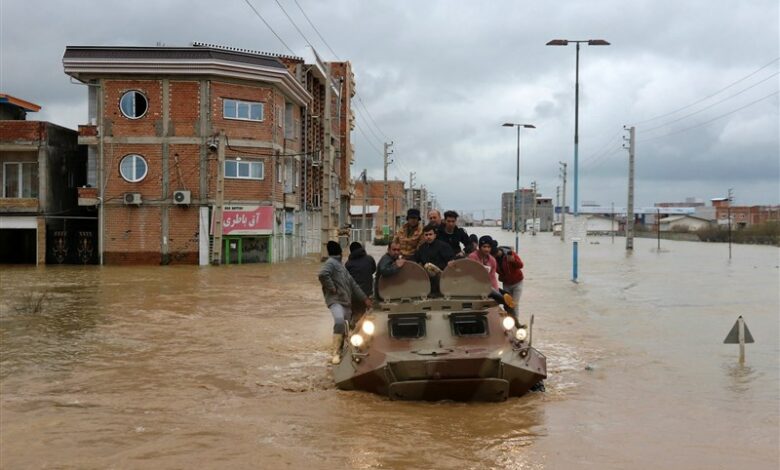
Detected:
left=333, top=258, right=546, bottom=401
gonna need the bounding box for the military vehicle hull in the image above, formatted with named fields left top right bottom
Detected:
left=333, top=259, right=547, bottom=402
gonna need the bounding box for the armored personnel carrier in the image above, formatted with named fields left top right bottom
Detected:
left=333, top=258, right=546, bottom=401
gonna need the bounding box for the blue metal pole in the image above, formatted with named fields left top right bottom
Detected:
left=572, top=42, right=580, bottom=282
left=515, top=125, right=520, bottom=253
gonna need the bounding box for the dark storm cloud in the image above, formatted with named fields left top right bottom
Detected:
left=1, top=0, right=777, bottom=212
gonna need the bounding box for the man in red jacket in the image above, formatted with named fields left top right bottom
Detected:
left=495, top=246, right=524, bottom=314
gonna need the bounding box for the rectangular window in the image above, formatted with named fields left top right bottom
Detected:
left=284, top=102, right=295, bottom=139
left=449, top=313, right=489, bottom=337
left=223, top=98, right=264, bottom=122
left=3, top=162, right=38, bottom=198
left=225, top=158, right=263, bottom=180
left=388, top=314, right=426, bottom=339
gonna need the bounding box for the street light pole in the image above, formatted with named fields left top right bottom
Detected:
left=502, top=122, right=536, bottom=253
left=547, top=38, right=610, bottom=282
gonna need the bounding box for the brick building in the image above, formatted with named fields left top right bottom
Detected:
left=0, top=94, right=88, bottom=264
left=712, top=198, right=780, bottom=228
left=352, top=178, right=407, bottom=240
left=62, top=44, right=357, bottom=265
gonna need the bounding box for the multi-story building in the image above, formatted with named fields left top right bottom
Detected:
left=712, top=198, right=780, bottom=228
left=62, top=44, right=335, bottom=265
left=0, top=94, right=88, bottom=264
left=353, top=178, right=407, bottom=241
left=501, top=188, right=535, bottom=231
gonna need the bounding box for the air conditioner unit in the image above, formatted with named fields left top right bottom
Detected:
left=124, top=192, right=142, bottom=205
left=173, top=190, right=191, bottom=205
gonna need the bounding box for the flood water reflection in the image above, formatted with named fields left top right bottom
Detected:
left=1, top=230, right=778, bottom=469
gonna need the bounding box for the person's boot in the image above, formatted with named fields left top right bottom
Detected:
left=330, top=334, right=344, bottom=365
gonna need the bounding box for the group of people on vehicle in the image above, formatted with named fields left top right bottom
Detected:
left=317, top=207, right=524, bottom=365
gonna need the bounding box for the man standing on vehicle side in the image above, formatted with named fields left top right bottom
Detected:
left=319, top=241, right=372, bottom=365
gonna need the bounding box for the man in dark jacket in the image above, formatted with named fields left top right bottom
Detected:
left=318, top=241, right=372, bottom=365
left=375, top=241, right=405, bottom=300
left=345, top=241, right=376, bottom=297
left=414, top=224, right=455, bottom=296
left=437, top=210, right=473, bottom=257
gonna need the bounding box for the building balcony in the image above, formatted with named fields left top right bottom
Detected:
left=77, top=124, right=98, bottom=145
left=78, top=186, right=99, bottom=206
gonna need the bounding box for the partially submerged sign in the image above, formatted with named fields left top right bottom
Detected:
left=723, top=316, right=755, bottom=344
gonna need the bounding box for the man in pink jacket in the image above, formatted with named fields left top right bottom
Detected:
left=468, top=235, right=514, bottom=319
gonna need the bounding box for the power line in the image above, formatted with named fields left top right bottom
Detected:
left=292, top=0, right=340, bottom=60
left=631, top=57, right=780, bottom=126
left=643, top=71, right=779, bottom=133
left=273, top=0, right=314, bottom=48
left=290, top=0, right=391, bottom=141
left=242, top=0, right=295, bottom=55
left=639, top=90, right=779, bottom=143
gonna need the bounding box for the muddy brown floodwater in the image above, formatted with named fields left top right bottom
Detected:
left=1, top=228, right=778, bottom=469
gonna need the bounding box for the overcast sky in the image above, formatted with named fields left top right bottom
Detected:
left=1, top=0, right=778, bottom=217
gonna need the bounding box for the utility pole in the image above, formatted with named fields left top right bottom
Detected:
left=361, top=169, right=368, bottom=243
left=624, top=126, right=636, bottom=251
left=556, top=186, right=560, bottom=224
left=611, top=201, right=615, bottom=243
left=408, top=171, right=415, bottom=210
left=559, top=162, right=567, bottom=242
left=728, top=188, right=733, bottom=259
left=656, top=208, right=661, bottom=251
left=383, top=141, right=393, bottom=241
left=531, top=180, right=538, bottom=236
left=211, top=131, right=226, bottom=264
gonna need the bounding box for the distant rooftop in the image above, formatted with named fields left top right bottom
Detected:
left=0, top=94, right=41, bottom=112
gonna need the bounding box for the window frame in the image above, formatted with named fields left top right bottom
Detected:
left=223, top=98, right=265, bottom=122
left=225, top=158, right=264, bottom=181
left=119, top=90, right=149, bottom=120
left=119, top=154, right=149, bottom=183
left=388, top=314, right=427, bottom=339
left=449, top=312, right=489, bottom=337
left=2, top=161, right=38, bottom=198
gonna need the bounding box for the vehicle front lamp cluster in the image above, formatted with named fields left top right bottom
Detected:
left=349, top=319, right=376, bottom=349
left=502, top=315, right=528, bottom=342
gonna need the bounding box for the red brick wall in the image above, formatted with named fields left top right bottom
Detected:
left=103, top=144, right=163, bottom=201
left=103, top=205, right=162, bottom=264
left=0, top=121, right=46, bottom=142
left=169, top=81, right=200, bottom=137
left=169, top=144, right=202, bottom=199
left=104, top=80, right=162, bottom=136
left=211, top=81, right=275, bottom=140
left=167, top=205, right=200, bottom=264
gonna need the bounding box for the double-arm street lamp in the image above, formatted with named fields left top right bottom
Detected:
left=546, top=38, right=610, bottom=282
left=502, top=123, right=536, bottom=253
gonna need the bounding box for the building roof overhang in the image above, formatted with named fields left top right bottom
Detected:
left=63, top=46, right=312, bottom=106
left=0, top=93, right=41, bottom=112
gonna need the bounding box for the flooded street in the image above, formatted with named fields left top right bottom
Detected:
left=1, top=229, right=778, bottom=469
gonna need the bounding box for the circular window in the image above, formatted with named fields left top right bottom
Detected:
left=119, top=154, right=148, bottom=182
left=119, top=90, right=148, bottom=119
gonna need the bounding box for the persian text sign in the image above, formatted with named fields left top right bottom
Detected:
left=213, top=205, right=274, bottom=235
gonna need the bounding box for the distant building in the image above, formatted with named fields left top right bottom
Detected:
left=659, top=214, right=713, bottom=232
left=353, top=178, right=406, bottom=240
left=711, top=198, right=779, bottom=228
left=0, top=94, right=88, bottom=264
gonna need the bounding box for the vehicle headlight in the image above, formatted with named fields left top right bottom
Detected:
left=502, top=316, right=516, bottom=330
left=361, top=319, right=375, bottom=336
left=515, top=328, right=528, bottom=341
left=349, top=334, right=364, bottom=347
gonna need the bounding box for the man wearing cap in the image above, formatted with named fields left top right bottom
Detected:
left=318, top=241, right=372, bottom=365
left=393, top=208, right=424, bottom=258
left=468, top=235, right=513, bottom=317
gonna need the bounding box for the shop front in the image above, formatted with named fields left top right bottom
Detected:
left=214, top=205, right=274, bottom=264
